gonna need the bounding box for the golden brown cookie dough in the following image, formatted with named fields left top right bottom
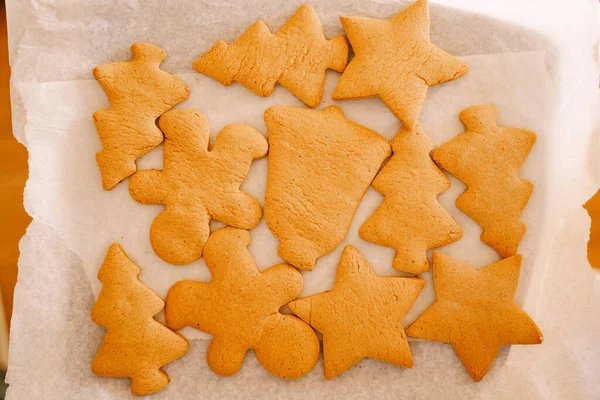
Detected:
left=129, top=109, right=268, bottom=265
left=432, top=105, right=536, bottom=257
left=289, top=246, right=424, bottom=379
left=264, top=105, right=391, bottom=271
left=194, top=4, right=348, bottom=107
left=407, top=252, right=543, bottom=381
left=165, top=227, right=319, bottom=379
left=91, top=244, right=188, bottom=395
left=360, top=125, right=462, bottom=274
left=332, top=0, right=468, bottom=127
left=584, top=190, right=600, bottom=269
left=93, top=43, right=189, bottom=190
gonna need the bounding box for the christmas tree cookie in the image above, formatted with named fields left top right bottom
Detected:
left=93, top=43, right=189, bottom=190
left=432, top=105, right=536, bottom=257
left=194, top=5, right=348, bottom=107
left=359, top=125, right=462, bottom=274
left=91, top=244, right=188, bottom=395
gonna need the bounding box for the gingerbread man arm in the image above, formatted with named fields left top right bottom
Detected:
left=129, top=170, right=168, bottom=204
left=211, top=124, right=268, bottom=161
left=207, top=124, right=268, bottom=228
left=261, top=264, right=303, bottom=304
left=159, top=109, right=211, bottom=158
left=165, top=280, right=211, bottom=331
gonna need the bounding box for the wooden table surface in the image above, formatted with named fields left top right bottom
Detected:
left=0, top=2, right=30, bottom=333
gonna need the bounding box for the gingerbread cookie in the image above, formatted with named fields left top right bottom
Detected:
left=359, top=126, right=462, bottom=274
left=91, top=244, right=188, bottom=395
left=584, top=190, right=600, bottom=268
left=129, top=109, right=268, bottom=265
left=93, top=43, right=189, bottom=190
left=289, top=246, right=424, bottom=379
left=264, top=105, right=391, bottom=270
left=407, top=252, right=543, bottom=381
left=193, top=4, right=348, bottom=107
left=432, top=105, right=536, bottom=257
left=165, top=227, right=319, bottom=379
left=332, top=0, right=468, bottom=127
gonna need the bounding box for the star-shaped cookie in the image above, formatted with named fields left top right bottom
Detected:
left=407, top=252, right=543, bottom=381
left=289, top=246, right=425, bottom=379
left=332, top=0, right=468, bottom=127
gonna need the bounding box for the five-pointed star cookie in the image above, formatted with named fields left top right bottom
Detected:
left=289, top=245, right=425, bottom=379
left=332, top=0, right=468, bottom=127
left=407, top=252, right=543, bottom=381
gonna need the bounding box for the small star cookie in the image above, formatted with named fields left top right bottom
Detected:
left=332, top=0, right=468, bottom=127
left=407, top=252, right=543, bottom=381
left=289, top=246, right=425, bottom=379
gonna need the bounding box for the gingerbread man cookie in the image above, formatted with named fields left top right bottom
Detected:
left=165, top=227, right=319, bottom=379
left=129, top=109, right=268, bottom=265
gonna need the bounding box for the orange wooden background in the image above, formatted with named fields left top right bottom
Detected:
left=0, top=3, right=30, bottom=330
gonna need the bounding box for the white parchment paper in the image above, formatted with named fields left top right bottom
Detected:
left=6, top=0, right=600, bottom=399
